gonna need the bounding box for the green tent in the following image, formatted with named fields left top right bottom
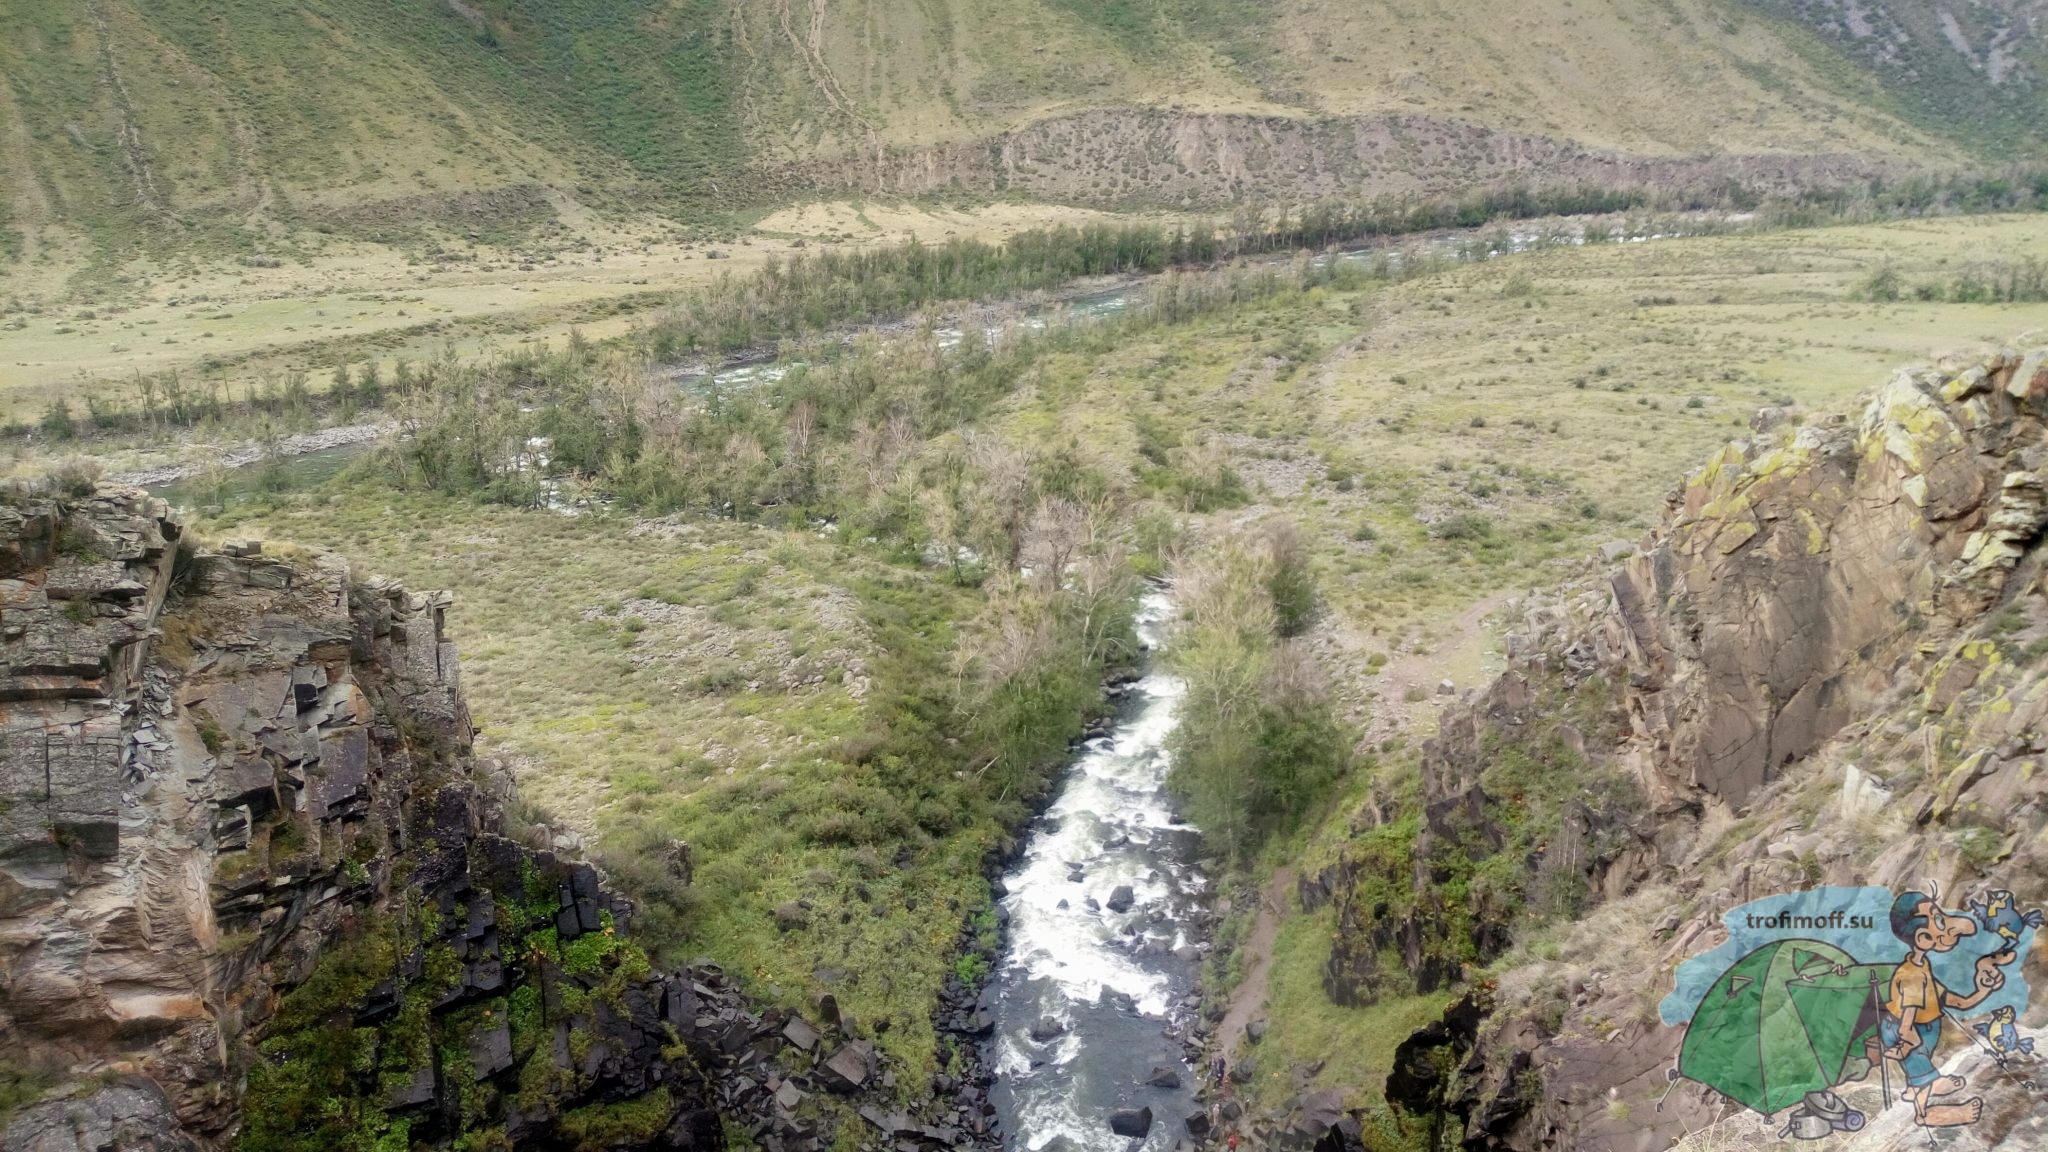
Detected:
left=1678, top=939, right=1896, bottom=1116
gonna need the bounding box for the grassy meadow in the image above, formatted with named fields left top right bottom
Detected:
left=0, top=200, right=1181, bottom=424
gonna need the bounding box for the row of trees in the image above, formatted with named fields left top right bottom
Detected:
left=1860, top=256, right=2048, bottom=305
left=27, top=357, right=431, bottom=443
left=376, top=251, right=1374, bottom=526
left=638, top=222, right=1219, bottom=360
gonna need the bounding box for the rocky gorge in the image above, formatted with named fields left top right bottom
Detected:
left=0, top=488, right=1010, bottom=1152
left=11, top=338, right=2048, bottom=1152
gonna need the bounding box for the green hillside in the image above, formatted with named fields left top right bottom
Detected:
left=1740, top=0, right=2048, bottom=151
left=0, top=0, right=2042, bottom=271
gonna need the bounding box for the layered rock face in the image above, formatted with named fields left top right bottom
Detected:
left=796, top=109, right=1903, bottom=209
left=1611, top=349, right=2048, bottom=806
left=0, top=489, right=984, bottom=1152
left=1316, top=349, right=2048, bottom=1150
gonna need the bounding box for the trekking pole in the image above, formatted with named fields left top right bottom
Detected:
left=1655, top=1066, right=1680, bottom=1113
left=1941, top=1008, right=2040, bottom=1092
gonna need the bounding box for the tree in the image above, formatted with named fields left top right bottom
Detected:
left=1166, top=521, right=1349, bottom=861
left=1264, top=518, right=1317, bottom=636
left=38, top=399, right=76, bottom=440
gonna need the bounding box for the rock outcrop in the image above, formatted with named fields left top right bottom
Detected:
left=793, top=108, right=1905, bottom=210
left=1311, top=348, right=2048, bottom=1150
left=0, top=488, right=1000, bottom=1152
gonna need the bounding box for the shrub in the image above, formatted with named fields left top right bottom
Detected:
left=1433, top=513, right=1494, bottom=542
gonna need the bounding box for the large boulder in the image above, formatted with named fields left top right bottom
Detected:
left=0, top=1080, right=201, bottom=1152
left=1108, top=1107, right=1154, bottom=1138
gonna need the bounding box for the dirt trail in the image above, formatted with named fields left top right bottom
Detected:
left=1216, top=866, right=1292, bottom=1065
left=1212, top=591, right=1512, bottom=1056
left=1360, top=591, right=1514, bottom=746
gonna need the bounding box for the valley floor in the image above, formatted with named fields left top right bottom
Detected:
left=0, top=199, right=1175, bottom=422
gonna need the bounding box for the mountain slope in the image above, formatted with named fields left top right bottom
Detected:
left=0, top=0, right=2038, bottom=264
left=1742, top=0, right=2048, bottom=150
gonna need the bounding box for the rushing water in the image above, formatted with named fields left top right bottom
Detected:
left=988, top=593, right=1206, bottom=1152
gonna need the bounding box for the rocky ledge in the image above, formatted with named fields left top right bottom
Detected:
left=0, top=487, right=1000, bottom=1152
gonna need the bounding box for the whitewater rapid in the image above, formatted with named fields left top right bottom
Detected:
left=987, top=592, right=1206, bottom=1151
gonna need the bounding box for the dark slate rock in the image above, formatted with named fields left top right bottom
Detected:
left=468, top=1020, right=514, bottom=1081
left=1109, top=1108, right=1153, bottom=1138
left=355, top=979, right=400, bottom=1025
left=1106, top=885, right=1136, bottom=913
left=385, top=1065, right=437, bottom=1111
left=782, top=1016, right=821, bottom=1052
left=313, top=726, right=370, bottom=819
left=818, top=1045, right=870, bottom=1093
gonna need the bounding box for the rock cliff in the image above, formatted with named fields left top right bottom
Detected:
left=1315, top=348, right=2048, bottom=1150
left=0, top=489, right=996, bottom=1152
left=794, top=109, right=1904, bottom=210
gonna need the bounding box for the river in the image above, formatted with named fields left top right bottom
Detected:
left=142, top=211, right=1738, bottom=507
left=986, top=592, right=1207, bottom=1152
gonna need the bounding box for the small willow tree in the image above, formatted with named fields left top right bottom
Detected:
left=1167, top=518, right=1349, bottom=863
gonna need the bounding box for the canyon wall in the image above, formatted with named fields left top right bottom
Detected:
left=1316, top=349, right=2048, bottom=1150
left=0, top=490, right=988, bottom=1152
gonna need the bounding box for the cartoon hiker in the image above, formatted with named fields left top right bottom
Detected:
left=1973, top=1006, right=2037, bottom=1058
left=1880, top=890, right=2018, bottom=1128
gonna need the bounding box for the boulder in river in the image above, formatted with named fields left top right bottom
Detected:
left=1029, top=1016, right=1067, bottom=1042
left=1109, top=1107, right=1154, bottom=1138
left=1145, top=1065, right=1182, bottom=1088
left=1106, top=885, right=1136, bottom=913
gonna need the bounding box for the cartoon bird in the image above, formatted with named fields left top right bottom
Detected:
left=1972, top=1005, right=2037, bottom=1058
left=1966, top=889, right=2046, bottom=947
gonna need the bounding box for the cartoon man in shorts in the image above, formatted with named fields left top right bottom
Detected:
left=1881, top=890, right=2018, bottom=1127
